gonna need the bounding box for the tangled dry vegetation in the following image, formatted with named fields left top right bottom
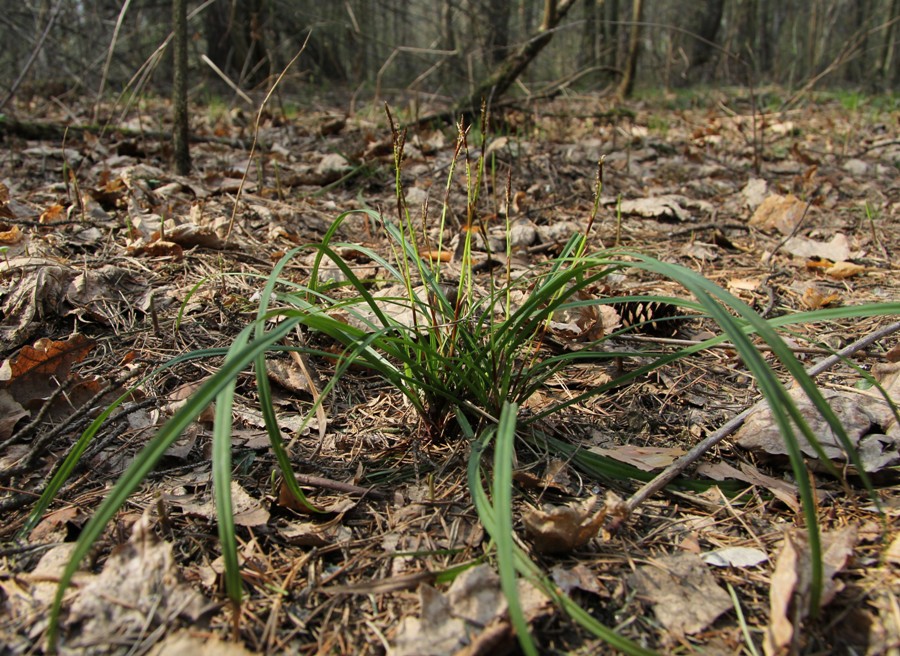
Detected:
left=1, top=89, right=899, bottom=654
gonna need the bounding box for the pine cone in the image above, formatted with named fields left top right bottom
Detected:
left=615, top=300, right=683, bottom=337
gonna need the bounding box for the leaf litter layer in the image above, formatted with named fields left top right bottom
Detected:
left=1, top=91, right=899, bottom=655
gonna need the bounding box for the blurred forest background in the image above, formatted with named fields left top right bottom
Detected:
left=2, top=0, right=898, bottom=115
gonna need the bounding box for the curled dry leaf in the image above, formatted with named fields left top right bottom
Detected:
left=801, top=286, right=841, bottom=309
left=749, top=194, right=808, bottom=235
left=824, top=260, right=866, bottom=279
left=0, top=334, right=95, bottom=410
left=885, top=343, right=900, bottom=363
left=0, top=181, right=13, bottom=219
left=764, top=526, right=859, bottom=656
left=164, top=379, right=216, bottom=424
left=266, top=358, right=313, bottom=396
left=0, top=223, right=22, bottom=244
left=280, top=519, right=352, bottom=547
left=523, top=493, right=615, bottom=554
left=164, top=223, right=227, bottom=250
left=735, top=368, right=899, bottom=473
left=885, top=534, right=900, bottom=565
left=728, top=277, right=761, bottom=293
left=512, top=458, right=573, bottom=495
left=0, top=390, right=28, bottom=441
left=128, top=239, right=184, bottom=260
left=696, top=460, right=799, bottom=512
left=618, top=195, right=694, bottom=222
left=38, top=203, right=66, bottom=224
left=742, top=177, right=768, bottom=209
left=547, top=291, right=619, bottom=342
left=550, top=563, right=607, bottom=596
left=806, top=256, right=834, bottom=271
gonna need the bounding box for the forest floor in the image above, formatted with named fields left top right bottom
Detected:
left=1, top=88, right=899, bottom=655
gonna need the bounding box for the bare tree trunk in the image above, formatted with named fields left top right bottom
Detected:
left=453, top=0, right=579, bottom=119
left=756, top=0, right=773, bottom=77
left=440, top=0, right=456, bottom=56
left=615, top=0, right=643, bottom=100
left=203, top=0, right=270, bottom=88
left=848, top=0, right=869, bottom=83
left=486, top=0, right=511, bottom=66
left=604, top=0, right=620, bottom=70
left=172, top=0, right=190, bottom=175
left=579, top=0, right=599, bottom=71
left=879, top=0, right=899, bottom=88
left=688, top=0, right=725, bottom=81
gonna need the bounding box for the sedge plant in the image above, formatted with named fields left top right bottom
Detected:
left=25, top=110, right=900, bottom=653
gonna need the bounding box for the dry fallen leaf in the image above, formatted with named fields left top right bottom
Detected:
left=280, top=519, right=352, bottom=547
left=589, top=444, right=685, bottom=472
left=702, top=546, right=768, bottom=568
left=696, top=460, right=799, bottom=512
left=164, top=379, right=216, bottom=424
left=618, top=195, right=697, bottom=222
left=885, top=534, right=900, bottom=565
left=742, top=177, right=768, bottom=209
left=885, top=343, right=900, bottom=363
left=801, top=286, right=841, bottom=309
left=147, top=630, right=257, bottom=656
left=522, top=494, right=609, bottom=554
left=390, top=564, right=549, bottom=656
left=825, top=260, right=866, bottom=279
left=0, top=334, right=95, bottom=408
left=39, top=203, right=66, bottom=224
left=728, top=277, right=761, bottom=292
left=0, top=181, right=12, bottom=217
left=266, top=358, right=313, bottom=395
left=128, top=239, right=185, bottom=259
left=0, top=223, right=22, bottom=244
left=165, top=222, right=227, bottom=250
left=65, top=513, right=209, bottom=648
left=0, top=389, right=28, bottom=441
left=512, top=458, right=572, bottom=495
left=28, top=506, right=82, bottom=543
left=178, top=481, right=270, bottom=527
left=550, top=563, right=606, bottom=596
left=764, top=527, right=859, bottom=656
left=628, top=553, right=732, bottom=637
left=735, top=375, right=899, bottom=473
left=782, top=233, right=850, bottom=261
left=749, top=194, right=808, bottom=235
left=805, top=256, right=834, bottom=271
left=1, top=333, right=92, bottom=382
left=392, top=584, right=467, bottom=656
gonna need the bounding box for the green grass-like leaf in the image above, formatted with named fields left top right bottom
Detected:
left=40, top=316, right=303, bottom=650
left=463, top=407, right=657, bottom=655
left=27, top=109, right=899, bottom=653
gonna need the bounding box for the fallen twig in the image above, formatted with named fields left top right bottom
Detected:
left=618, top=319, right=900, bottom=522
left=293, top=473, right=386, bottom=500
left=620, top=334, right=852, bottom=357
